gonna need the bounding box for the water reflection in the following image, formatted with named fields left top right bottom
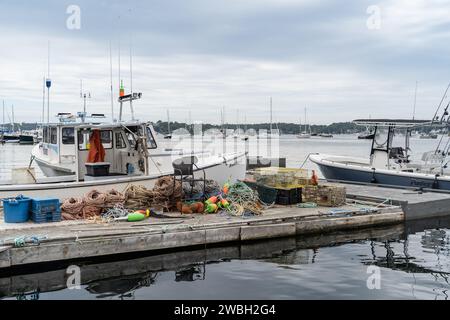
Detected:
left=86, top=273, right=158, bottom=300
left=1, top=217, right=450, bottom=300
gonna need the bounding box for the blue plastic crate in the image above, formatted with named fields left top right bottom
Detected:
left=31, top=198, right=61, bottom=224
left=32, top=211, right=61, bottom=223
left=2, top=195, right=31, bottom=223
left=31, top=198, right=60, bottom=214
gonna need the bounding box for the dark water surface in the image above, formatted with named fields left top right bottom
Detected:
left=1, top=217, right=449, bottom=300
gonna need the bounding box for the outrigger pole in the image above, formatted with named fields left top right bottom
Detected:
left=432, top=82, right=450, bottom=123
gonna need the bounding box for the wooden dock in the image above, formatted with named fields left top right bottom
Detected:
left=0, top=200, right=403, bottom=270
left=333, top=182, right=450, bottom=220
left=2, top=182, right=450, bottom=270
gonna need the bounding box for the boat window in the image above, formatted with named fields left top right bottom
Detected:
left=101, top=130, right=113, bottom=149
left=50, top=127, right=57, bottom=145
left=146, top=127, right=157, bottom=149
left=126, top=132, right=136, bottom=148
left=62, top=127, right=75, bottom=144
left=43, top=127, right=48, bottom=143
left=373, top=128, right=389, bottom=150
left=78, top=131, right=84, bottom=149
left=115, top=132, right=127, bottom=149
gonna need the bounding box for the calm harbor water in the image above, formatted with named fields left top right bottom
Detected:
left=0, top=135, right=449, bottom=299
left=0, top=218, right=449, bottom=300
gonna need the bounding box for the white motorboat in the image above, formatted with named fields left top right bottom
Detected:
left=310, top=118, right=450, bottom=191
left=0, top=116, right=247, bottom=199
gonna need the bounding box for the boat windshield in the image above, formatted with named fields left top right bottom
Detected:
left=146, top=127, right=157, bottom=149
left=373, top=127, right=390, bottom=150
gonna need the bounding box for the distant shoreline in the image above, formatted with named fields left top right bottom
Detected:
left=1, top=121, right=440, bottom=136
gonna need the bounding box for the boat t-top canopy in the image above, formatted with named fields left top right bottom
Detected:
left=353, top=119, right=432, bottom=128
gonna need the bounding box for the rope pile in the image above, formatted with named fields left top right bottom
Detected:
left=62, top=189, right=126, bottom=220
left=105, top=189, right=126, bottom=208
left=226, top=181, right=263, bottom=216
left=123, top=176, right=183, bottom=211
left=61, top=197, right=85, bottom=220
left=83, top=190, right=107, bottom=218
left=153, top=176, right=182, bottom=211
left=125, top=185, right=154, bottom=209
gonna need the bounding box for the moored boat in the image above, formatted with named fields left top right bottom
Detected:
left=0, top=95, right=247, bottom=199
left=310, top=119, right=450, bottom=191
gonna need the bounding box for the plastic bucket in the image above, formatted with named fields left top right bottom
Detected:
left=2, top=195, right=32, bottom=223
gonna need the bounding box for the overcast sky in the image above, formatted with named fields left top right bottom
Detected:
left=1, top=0, right=450, bottom=125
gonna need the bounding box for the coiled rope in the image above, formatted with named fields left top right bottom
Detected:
left=83, top=190, right=107, bottom=218
left=125, top=185, right=154, bottom=209
left=226, top=182, right=263, bottom=216
left=105, top=189, right=126, bottom=208
left=61, top=197, right=85, bottom=220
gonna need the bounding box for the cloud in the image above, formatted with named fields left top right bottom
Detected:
left=0, top=0, right=449, bottom=125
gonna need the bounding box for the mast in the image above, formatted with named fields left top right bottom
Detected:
left=412, top=81, right=418, bottom=120
left=270, top=97, right=273, bottom=133
left=118, top=16, right=122, bottom=115
left=11, top=104, right=15, bottom=132
left=46, top=41, right=52, bottom=124
left=2, top=100, right=4, bottom=130
left=304, top=107, right=307, bottom=133
left=129, top=34, right=135, bottom=121
left=167, top=109, right=171, bottom=135
left=109, top=41, right=114, bottom=122
left=189, top=110, right=192, bottom=133
left=41, top=76, right=45, bottom=126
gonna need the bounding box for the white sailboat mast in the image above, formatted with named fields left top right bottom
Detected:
left=270, top=97, right=273, bottom=133
left=109, top=41, right=115, bottom=122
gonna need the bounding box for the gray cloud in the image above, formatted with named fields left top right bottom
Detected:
left=0, top=0, right=449, bottom=124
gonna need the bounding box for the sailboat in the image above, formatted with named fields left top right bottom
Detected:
left=260, top=97, right=280, bottom=139
left=164, top=109, right=172, bottom=139
left=297, top=107, right=311, bottom=139
left=1, top=103, right=20, bottom=143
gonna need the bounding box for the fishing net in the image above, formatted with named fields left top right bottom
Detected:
left=226, top=181, right=263, bottom=216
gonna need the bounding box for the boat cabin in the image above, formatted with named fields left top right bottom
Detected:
left=36, top=120, right=158, bottom=181
left=354, top=119, right=433, bottom=170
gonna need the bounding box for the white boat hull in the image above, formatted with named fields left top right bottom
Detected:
left=0, top=153, right=247, bottom=200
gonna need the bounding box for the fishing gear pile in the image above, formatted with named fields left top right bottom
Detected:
left=182, top=179, right=221, bottom=199
left=124, top=177, right=182, bottom=211
left=152, top=176, right=182, bottom=211
left=61, top=189, right=126, bottom=220
left=225, top=181, right=263, bottom=216
left=177, top=181, right=264, bottom=217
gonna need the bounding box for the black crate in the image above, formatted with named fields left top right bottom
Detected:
left=85, top=162, right=110, bottom=176
left=257, top=184, right=278, bottom=204
left=276, top=188, right=302, bottom=205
